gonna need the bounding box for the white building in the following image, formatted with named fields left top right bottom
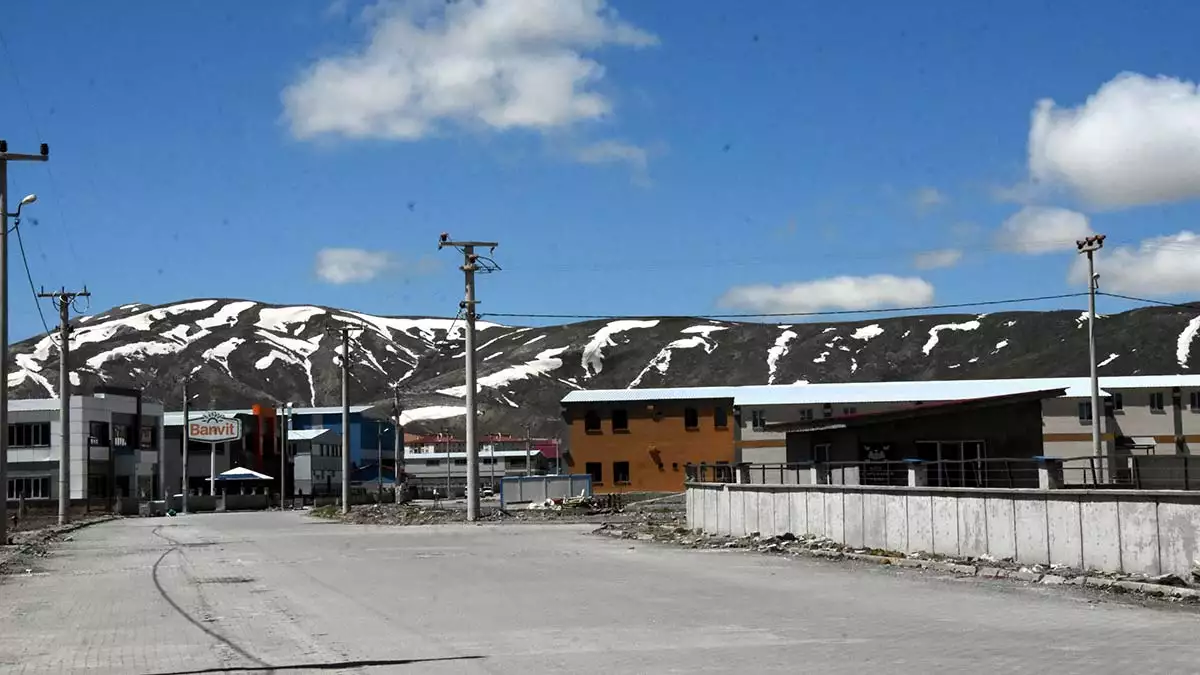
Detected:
left=5, top=387, right=164, bottom=504
left=290, top=428, right=343, bottom=496
left=401, top=448, right=553, bottom=495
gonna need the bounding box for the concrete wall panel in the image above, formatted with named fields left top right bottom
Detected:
left=1081, top=498, right=1122, bottom=573
left=862, top=492, right=887, bottom=550
left=825, top=491, right=845, bottom=544
left=985, top=497, right=1017, bottom=560
left=790, top=491, right=808, bottom=535
left=1156, top=499, right=1200, bottom=578
left=807, top=491, right=826, bottom=538
left=774, top=490, right=792, bottom=535
left=884, top=494, right=908, bottom=553
left=1047, top=498, right=1084, bottom=569
left=907, top=494, right=933, bottom=554
left=717, top=487, right=731, bottom=535
left=843, top=491, right=865, bottom=548
left=931, top=495, right=959, bottom=557
left=1013, top=497, right=1050, bottom=565
left=1118, top=500, right=1160, bottom=576
left=958, top=497, right=988, bottom=558
left=757, top=490, right=776, bottom=536
left=730, top=489, right=746, bottom=537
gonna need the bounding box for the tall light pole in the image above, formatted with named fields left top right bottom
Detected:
left=0, top=140, right=49, bottom=544
left=326, top=323, right=359, bottom=514
left=282, top=402, right=292, bottom=507
left=438, top=234, right=499, bottom=522
left=1077, top=234, right=1106, bottom=465
left=181, top=379, right=191, bottom=514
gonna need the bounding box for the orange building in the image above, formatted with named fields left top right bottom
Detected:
left=561, top=388, right=738, bottom=493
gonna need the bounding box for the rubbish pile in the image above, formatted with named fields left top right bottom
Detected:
left=339, top=504, right=469, bottom=526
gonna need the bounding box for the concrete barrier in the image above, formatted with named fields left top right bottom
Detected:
left=686, top=482, right=1200, bottom=578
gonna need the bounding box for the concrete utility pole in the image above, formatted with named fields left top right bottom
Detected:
left=326, top=323, right=360, bottom=514
left=181, top=379, right=191, bottom=514
left=376, top=421, right=383, bottom=497
left=0, top=139, right=49, bottom=544
left=392, top=385, right=403, bottom=503
left=281, top=402, right=292, bottom=508
left=438, top=234, right=499, bottom=522
left=38, top=286, right=90, bottom=525
left=1077, top=234, right=1107, bottom=465
left=524, top=422, right=533, bottom=477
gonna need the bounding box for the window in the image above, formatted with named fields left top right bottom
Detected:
left=585, top=462, right=603, bottom=484
left=613, top=461, right=630, bottom=485
left=1190, top=392, right=1200, bottom=411
left=88, top=421, right=110, bottom=445
left=481, top=457, right=494, bottom=465
left=798, top=409, right=814, bottom=422
left=750, top=410, right=766, bottom=431
left=8, top=423, right=51, bottom=447
left=842, top=406, right=857, bottom=416
left=140, top=426, right=156, bottom=449
left=611, top=409, right=629, bottom=432
left=1112, top=393, right=1124, bottom=412
left=713, top=407, right=728, bottom=429
left=112, top=424, right=131, bottom=448
left=823, top=403, right=833, bottom=418
left=454, top=459, right=467, bottom=466
left=584, top=410, right=601, bottom=433
left=683, top=407, right=699, bottom=430
left=7, top=476, right=51, bottom=500
left=425, top=459, right=441, bottom=466
left=813, top=443, right=831, bottom=464
left=1150, top=392, right=1166, bottom=413
left=1078, top=401, right=1093, bottom=422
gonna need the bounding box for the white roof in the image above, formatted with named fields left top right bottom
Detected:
left=561, top=375, right=1200, bottom=407
left=212, top=467, right=272, bottom=481
left=288, top=428, right=341, bottom=443
left=405, top=449, right=546, bottom=460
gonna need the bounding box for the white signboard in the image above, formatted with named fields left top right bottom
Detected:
left=189, top=412, right=243, bottom=444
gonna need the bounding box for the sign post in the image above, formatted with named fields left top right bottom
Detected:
left=189, top=412, right=244, bottom=497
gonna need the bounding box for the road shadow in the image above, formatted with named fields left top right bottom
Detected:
left=140, top=655, right=486, bottom=674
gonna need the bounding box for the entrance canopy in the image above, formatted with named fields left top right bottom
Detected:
left=212, top=467, right=273, bottom=481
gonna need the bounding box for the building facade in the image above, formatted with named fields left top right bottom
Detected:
left=290, top=428, right=343, bottom=496
left=5, top=387, right=164, bottom=504
left=401, top=448, right=553, bottom=497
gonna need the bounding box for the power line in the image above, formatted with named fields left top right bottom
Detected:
left=482, top=292, right=1092, bottom=321
left=1098, top=292, right=1200, bottom=310
left=12, top=221, right=51, bottom=336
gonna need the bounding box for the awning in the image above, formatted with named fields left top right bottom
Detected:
left=211, top=467, right=273, bottom=481
left=1122, top=436, right=1158, bottom=448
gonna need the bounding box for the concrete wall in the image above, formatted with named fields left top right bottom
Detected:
left=686, top=482, right=1200, bottom=578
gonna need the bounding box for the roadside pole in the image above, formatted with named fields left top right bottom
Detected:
left=181, top=380, right=190, bottom=514
left=1076, top=234, right=1107, bottom=474
left=38, top=286, right=90, bottom=525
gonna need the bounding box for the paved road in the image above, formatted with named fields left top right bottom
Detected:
left=2, top=512, right=1199, bottom=674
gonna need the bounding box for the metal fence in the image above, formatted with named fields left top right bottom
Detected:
left=500, top=474, right=593, bottom=508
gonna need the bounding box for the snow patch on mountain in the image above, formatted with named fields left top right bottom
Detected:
left=923, top=320, right=981, bottom=355
left=681, top=324, right=728, bottom=336
left=1098, top=353, right=1120, bottom=368
left=196, top=301, right=257, bottom=329
left=629, top=329, right=723, bottom=388
left=813, top=352, right=829, bottom=364
left=851, top=324, right=884, bottom=341
left=86, top=341, right=183, bottom=370
left=485, top=352, right=505, bottom=361
left=400, top=406, right=466, bottom=426
left=256, top=306, right=325, bottom=333
left=524, top=334, right=546, bottom=346
left=201, top=337, right=245, bottom=378
left=440, top=346, right=569, bottom=397
left=581, top=320, right=660, bottom=378
left=994, top=340, right=1009, bottom=352
left=1178, top=316, right=1200, bottom=369
left=766, top=329, right=798, bottom=385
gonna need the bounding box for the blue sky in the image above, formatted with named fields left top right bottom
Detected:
left=3, top=0, right=1200, bottom=341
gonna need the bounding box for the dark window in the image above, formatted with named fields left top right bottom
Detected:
left=89, top=421, right=110, bottom=445
left=842, top=406, right=857, bottom=416
left=683, top=407, right=699, bottom=429
left=1078, top=401, right=1093, bottom=422
left=8, top=423, right=51, bottom=447
left=613, top=461, right=630, bottom=484
left=1112, top=393, right=1124, bottom=412
left=6, top=476, right=51, bottom=499
left=798, top=409, right=814, bottom=422
left=584, top=410, right=601, bottom=433
left=140, top=426, right=157, bottom=449
left=454, top=459, right=467, bottom=466
left=750, top=410, right=766, bottom=431
left=112, top=424, right=132, bottom=448
left=1190, top=392, right=1200, bottom=411
left=823, top=404, right=833, bottom=418
left=425, top=459, right=440, bottom=466
left=713, top=407, right=728, bottom=429
left=611, top=409, right=629, bottom=432
left=586, top=462, right=603, bottom=484
left=1150, top=392, right=1166, bottom=412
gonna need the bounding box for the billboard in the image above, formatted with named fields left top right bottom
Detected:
left=189, top=412, right=244, bottom=444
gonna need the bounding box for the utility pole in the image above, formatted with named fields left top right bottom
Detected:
left=438, top=234, right=499, bottom=522
left=280, top=403, right=292, bottom=508
left=376, top=421, right=383, bottom=497
left=524, top=422, right=533, bottom=477
left=392, top=385, right=403, bottom=503
left=38, top=286, right=90, bottom=525
left=1077, top=234, right=1107, bottom=467
left=326, top=323, right=360, bottom=514
left=0, top=139, right=49, bottom=544
left=181, top=379, right=191, bottom=514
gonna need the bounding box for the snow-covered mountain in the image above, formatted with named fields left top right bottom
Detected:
left=7, top=298, right=1200, bottom=437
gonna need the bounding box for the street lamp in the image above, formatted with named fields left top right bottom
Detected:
left=1077, top=234, right=1106, bottom=467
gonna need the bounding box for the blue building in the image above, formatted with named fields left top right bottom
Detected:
left=287, top=405, right=396, bottom=467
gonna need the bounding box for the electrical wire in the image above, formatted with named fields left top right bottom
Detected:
left=482, top=292, right=1092, bottom=321
left=1098, top=292, right=1200, bottom=310
left=12, top=221, right=52, bottom=337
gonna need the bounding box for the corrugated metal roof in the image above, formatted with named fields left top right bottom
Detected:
left=560, top=375, right=1200, bottom=407
left=288, top=428, right=340, bottom=442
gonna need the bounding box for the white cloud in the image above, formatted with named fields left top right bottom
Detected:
left=995, top=206, right=1091, bottom=254
left=315, top=248, right=393, bottom=284
left=717, top=275, right=935, bottom=314
left=574, top=139, right=650, bottom=184
left=1069, top=231, right=1200, bottom=295
left=283, top=0, right=657, bottom=140
left=912, top=248, right=963, bottom=270
left=1028, top=72, right=1200, bottom=208
left=913, top=187, right=947, bottom=213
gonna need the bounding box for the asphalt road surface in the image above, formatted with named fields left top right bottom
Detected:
left=2, top=511, right=1199, bottom=674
